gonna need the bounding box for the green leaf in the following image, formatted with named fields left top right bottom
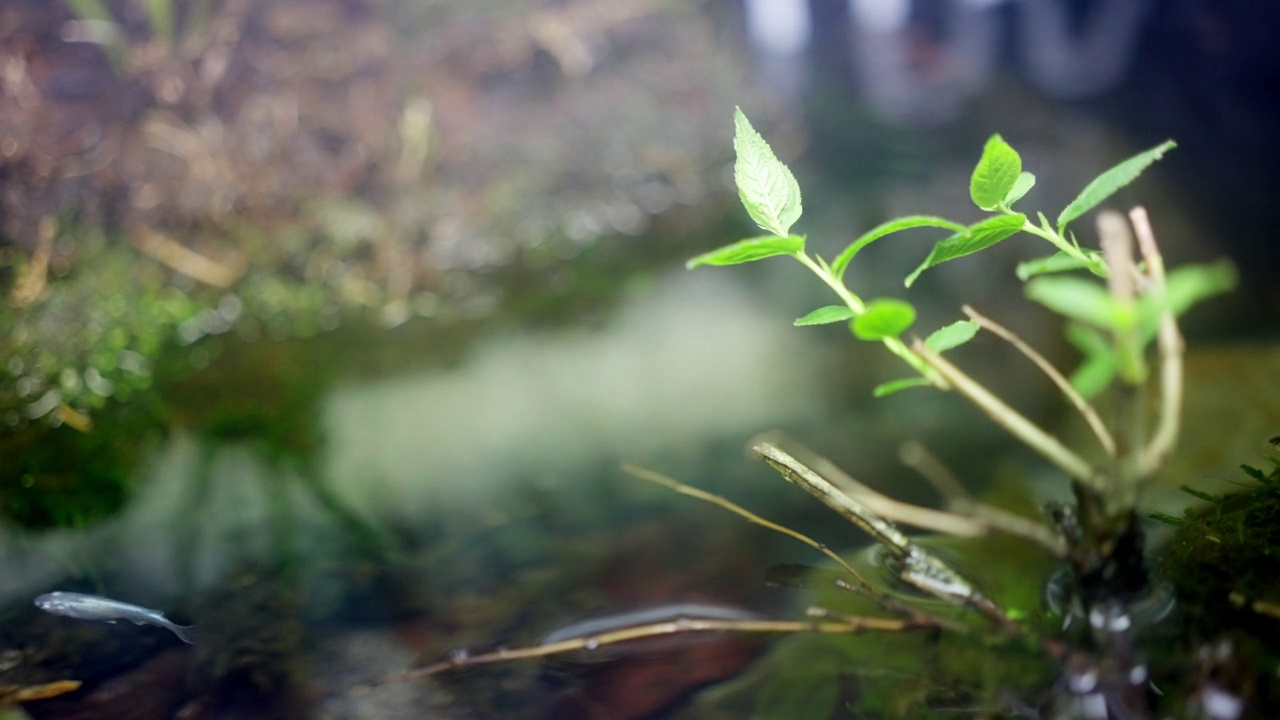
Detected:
left=1015, top=252, right=1095, bottom=281
left=832, top=215, right=966, bottom=280
left=970, top=135, right=1022, bottom=211
left=1163, top=260, right=1237, bottom=316
left=794, top=305, right=856, bottom=326
left=1065, top=323, right=1116, bottom=397
left=686, top=235, right=804, bottom=269
left=733, top=107, right=803, bottom=237
left=904, top=214, right=1026, bottom=287
left=925, top=319, right=979, bottom=353
left=1025, top=276, right=1130, bottom=329
left=1057, top=140, right=1176, bottom=231
left=1003, top=171, right=1036, bottom=208
left=852, top=298, right=916, bottom=340
left=873, top=377, right=931, bottom=397
left=1135, top=260, right=1237, bottom=341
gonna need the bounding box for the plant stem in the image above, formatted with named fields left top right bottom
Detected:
left=911, top=340, right=1104, bottom=492
left=794, top=252, right=940, bottom=384
left=1020, top=218, right=1107, bottom=277
left=962, top=305, right=1116, bottom=458
left=1129, top=206, right=1183, bottom=483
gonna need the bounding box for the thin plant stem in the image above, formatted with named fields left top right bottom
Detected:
left=911, top=340, right=1104, bottom=493
left=624, top=463, right=966, bottom=630
left=1018, top=217, right=1107, bottom=277
left=1129, top=206, right=1183, bottom=480
left=393, top=613, right=929, bottom=681
left=897, top=442, right=1067, bottom=557
left=962, top=304, right=1116, bottom=458
left=762, top=435, right=989, bottom=539
left=621, top=464, right=878, bottom=601
left=793, top=252, right=941, bottom=384
left=748, top=439, right=1029, bottom=637
left=1096, top=211, right=1147, bottom=516
left=898, top=441, right=970, bottom=502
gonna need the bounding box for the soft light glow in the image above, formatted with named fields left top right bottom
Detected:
left=850, top=0, right=910, bottom=34
left=744, top=0, right=812, bottom=55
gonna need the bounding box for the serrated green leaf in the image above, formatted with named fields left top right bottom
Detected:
left=1025, top=276, right=1129, bottom=329
left=832, top=215, right=966, bottom=280
left=970, top=135, right=1022, bottom=211
left=1065, top=323, right=1115, bottom=397
left=873, top=377, right=931, bottom=397
left=794, top=305, right=856, bottom=326
left=852, top=298, right=916, bottom=340
left=686, top=235, right=804, bottom=269
left=1057, top=140, right=1176, bottom=230
left=925, top=319, right=979, bottom=353
left=1015, top=252, right=1094, bottom=281
left=733, top=107, right=803, bottom=237
left=1003, top=171, right=1036, bottom=207
left=904, top=214, right=1026, bottom=287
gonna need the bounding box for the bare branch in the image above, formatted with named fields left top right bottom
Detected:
left=393, top=612, right=929, bottom=681
left=622, top=464, right=875, bottom=594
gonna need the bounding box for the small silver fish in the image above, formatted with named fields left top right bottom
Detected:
left=34, top=591, right=195, bottom=644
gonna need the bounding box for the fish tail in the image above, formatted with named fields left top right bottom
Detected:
left=170, top=624, right=196, bottom=644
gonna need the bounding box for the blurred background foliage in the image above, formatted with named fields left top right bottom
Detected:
left=0, top=0, right=775, bottom=526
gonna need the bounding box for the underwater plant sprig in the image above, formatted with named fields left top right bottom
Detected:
left=688, top=106, right=1237, bottom=558
left=689, top=108, right=1232, bottom=402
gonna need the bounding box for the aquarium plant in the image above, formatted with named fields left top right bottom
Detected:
left=673, top=108, right=1236, bottom=716
left=406, top=109, right=1241, bottom=718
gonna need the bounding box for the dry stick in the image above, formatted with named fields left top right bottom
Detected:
left=1129, top=206, right=1184, bottom=480
left=394, top=614, right=925, bottom=681
left=962, top=304, right=1116, bottom=459
left=622, top=464, right=873, bottom=587
left=772, top=434, right=985, bottom=539
left=898, top=441, right=1067, bottom=557
left=910, top=341, right=1105, bottom=494
left=622, top=464, right=939, bottom=625
left=625, top=464, right=968, bottom=632
left=747, top=440, right=1026, bottom=636
left=780, top=433, right=1064, bottom=556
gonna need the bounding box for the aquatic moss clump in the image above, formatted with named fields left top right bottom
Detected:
left=1161, top=461, right=1280, bottom=643
left=1157, top=460, right=1280, bottom=711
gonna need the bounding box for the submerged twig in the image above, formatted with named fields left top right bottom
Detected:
left=393, top=611, right=930, bottom=682
left=623, top=464, right=873, bottom=590
left=747, top=438, right=1022, bottom=634
left=750, top=439, right=974, bottom=608
left=962, top=304, right=1116, bottom=459
left=623, top=464, right=925, bottom=619
left=776, top=437, right=987, bottom=539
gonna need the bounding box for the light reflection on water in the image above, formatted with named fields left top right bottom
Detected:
left=1, top=268, right=833, bottom=608
left=322, top=270, right=828, bottom=526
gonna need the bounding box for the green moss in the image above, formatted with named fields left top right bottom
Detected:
left=1155, top=460, right=1280, bottom=713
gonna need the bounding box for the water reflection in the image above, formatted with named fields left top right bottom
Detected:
left=323, top=271, right=827, bottom=526
left=0, top=269, right=835, bottom=716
